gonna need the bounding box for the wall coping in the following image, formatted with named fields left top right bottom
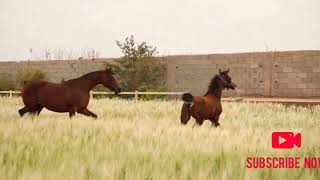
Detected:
left=0, top=50, right=319, bottom=63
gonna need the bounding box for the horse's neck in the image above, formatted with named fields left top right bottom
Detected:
left=68, top=74, right=101, bottom=93
left=205, top=87, right=223, bottom=100
left=214, top=89, right=223, bottom=100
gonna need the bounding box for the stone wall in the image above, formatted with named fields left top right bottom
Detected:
left=0, top=50, right=320, bottom=97
left=0, top=59, right=113, bottom=82
left=166, top=50, right=320, bottom=97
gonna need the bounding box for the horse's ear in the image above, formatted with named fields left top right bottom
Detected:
left=227, top=68, right=229, bottom=73
left=219, top=68, right=222, bottom=74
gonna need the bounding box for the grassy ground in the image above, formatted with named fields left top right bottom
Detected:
left=0, top=97, right=319, bottom=180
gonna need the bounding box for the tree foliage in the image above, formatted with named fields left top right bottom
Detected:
left=106, top=35, right=166, bottom=92
left=0, top=75, right=15, bottom=91
left=16, top=68, right=46, bottom=90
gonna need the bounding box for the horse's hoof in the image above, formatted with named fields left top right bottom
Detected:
left=18, top=109, right=24, bottom=117
left=212, top=123, right=220, bottom=127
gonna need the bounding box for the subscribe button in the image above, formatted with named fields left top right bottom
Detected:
left=272, top=132, right=301, bottom=149
left=246, top=131, right=320, bottom=168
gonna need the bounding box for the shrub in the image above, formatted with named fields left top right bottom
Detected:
left=137, top=84, right=168, bottom=100
left=0, top=75, right=15, bottom=91
left=106, top=35, right=167, bottom=98
left=93, top=84, right=108, bottom=92
left=92, top=84, right=112, bottom=99
left=15, top=68, right=46, bottom=90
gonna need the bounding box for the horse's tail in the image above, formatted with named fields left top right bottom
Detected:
left=181, top=93, right=193, bottom=125
left=182, top=93, right=193, bottom=103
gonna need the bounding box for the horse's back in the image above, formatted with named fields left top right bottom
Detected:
left=22, top=80, right=49, bottom=96
left=22, top=80, right=71, bottom=111
left=23, top=80, right=48, bottom=90
left=22, top=80, right=64, bottom=102
left=22, top=80, right=64, bottom=97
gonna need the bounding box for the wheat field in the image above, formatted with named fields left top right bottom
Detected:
left=0, top=97, right=319, bottom=180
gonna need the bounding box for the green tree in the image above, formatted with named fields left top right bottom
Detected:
left=107, top=35, right=166, bottom=93
left=15, top=68, right=46, bottom=90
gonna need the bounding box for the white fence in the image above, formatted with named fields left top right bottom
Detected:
left=0, top=90, right=185, bottom=101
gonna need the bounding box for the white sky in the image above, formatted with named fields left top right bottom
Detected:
left=0, top=0, right=319, bottom=60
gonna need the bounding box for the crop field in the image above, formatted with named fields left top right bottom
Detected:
left=0, top=97, right=319, bottom=180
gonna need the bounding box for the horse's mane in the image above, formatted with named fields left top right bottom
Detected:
left=80, top=71, right=104, bottom=79
left=65, top=70, right=106, bottom=83
left=205, top=75, right=220, bottom=96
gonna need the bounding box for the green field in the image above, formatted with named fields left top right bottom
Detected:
left=0, top=97, right=319, bottom=180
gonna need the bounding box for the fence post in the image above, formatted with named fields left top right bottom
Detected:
left=134, top=91, right=138, bottom=102
left=9, top=90, right=12, bottom=99
left=90, top=91, right=93, bottom=99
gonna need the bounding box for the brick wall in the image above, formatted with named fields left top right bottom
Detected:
left=0, top=50, right=320, bottom=97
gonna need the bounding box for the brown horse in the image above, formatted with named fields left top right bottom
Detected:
left=180, top=69, right=236, bottom=126
left=18, top=69, right=121, bottom=118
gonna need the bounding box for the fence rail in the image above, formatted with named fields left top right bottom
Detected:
left=0, top=90, right=185, bottom=101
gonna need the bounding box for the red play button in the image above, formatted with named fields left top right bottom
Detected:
left=279, top=136, right=287, bottom=145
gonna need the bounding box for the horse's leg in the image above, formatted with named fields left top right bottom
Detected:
left=69, top=111, right=75, bottom=118
left=69, top=107, right=76, bottom=118
left=28, top=108, right=38, bottom=115
left=35, top=105, right=44, bottom=115
left=180, top=104, right=191, bottom=125
left=19, top=105, right=40, bottom=117
left=77, top=108, right=97, bottom=119
left=210, top=115, right=220, bottom=127
left=18, top=106, right=29, bottom=117
left=195, top=119, right=204, bottom=126
left=191, top=111, right=204, bottom=126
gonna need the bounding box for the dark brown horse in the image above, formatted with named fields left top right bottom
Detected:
left=180, top=69, right=236, bottom=126
left=18, top=69, right=121, bottom=118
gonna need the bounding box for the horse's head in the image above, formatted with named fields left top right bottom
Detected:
left=101, top=68, right=121, bottom=94
left=218, top=68, right=236, bottom=90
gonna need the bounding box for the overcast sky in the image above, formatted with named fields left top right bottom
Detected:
left=0, top=0, right=319, bottom=60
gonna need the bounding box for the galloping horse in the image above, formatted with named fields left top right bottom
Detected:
left=180, top=69, right=236, bottom=126
left=18, top=69, right=121, bottom=118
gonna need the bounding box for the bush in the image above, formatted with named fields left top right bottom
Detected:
left=92, top=84, right=113, bottom=99
left=106, top=35, right=166, bottom=98
left=0, top=75, right=15, bottom=91
left=93, top=84, right=108, bottom=92
left=15, top=68, right=46, bottom=90
left=137, top=84, right=168, bottom=100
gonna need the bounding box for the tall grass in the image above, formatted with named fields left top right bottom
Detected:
left=0, top=97, right=319, bottom=180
